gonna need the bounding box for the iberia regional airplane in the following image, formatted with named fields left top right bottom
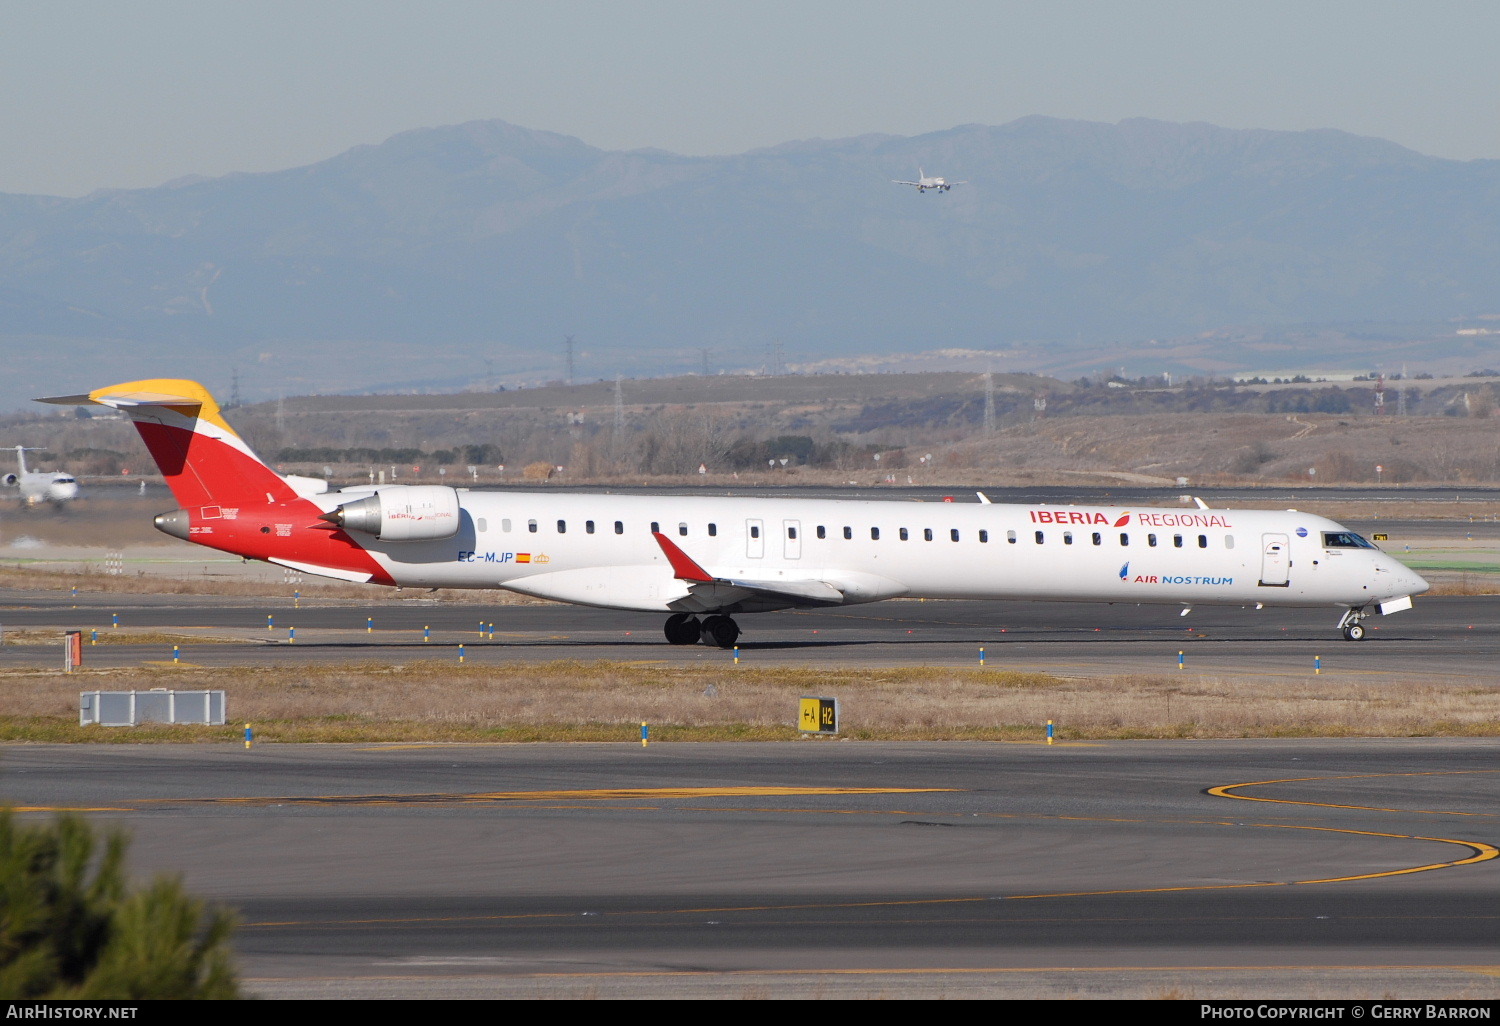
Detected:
left=39, top=379, right=1429, bottom=648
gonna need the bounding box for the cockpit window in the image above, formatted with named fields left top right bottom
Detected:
left=1323, top=531, right=1376, bottom=549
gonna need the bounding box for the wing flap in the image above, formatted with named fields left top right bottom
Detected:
left=703, top=577, right=844, bottom=605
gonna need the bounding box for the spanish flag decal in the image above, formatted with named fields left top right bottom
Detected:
left=516, top=553, right=532, bottom=563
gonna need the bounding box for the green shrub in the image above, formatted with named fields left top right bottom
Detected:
left=0, top=810, right=239, bottom=999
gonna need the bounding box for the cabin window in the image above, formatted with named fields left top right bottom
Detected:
left=650, top=521, right=659, bottom=534
left=899, top=528, right=909, bottom=541
left=787, top=526, right=798, bottom=539
left=950, top=529, right=960, bottom=542
left=585, top=520, right=595, bottom=534
left=1198, top=534, right=1208, bottom=548
left=1148, top=533, right=1157, bottom=547
left=557, top=520, right=566, bottom=533
left=871, top=527, right=881, bottom=540
left=816, top=526, right=826, bottom=539
left=923, top=528, right=933, bottom=541
left=843, top=526, right=852, bottom=540
left=678, top=522, right=688, bottom=537
left=476, top=518, right=487, bottom=533
left=1225, top=535, right=1234, bottom=549
left=979, top=530, right=989, bottom=543
left=1034, top=530, right=1044, bottom=544
left=1119, top=533, right=1129, bottom=546
left=614, top=521, right=624, bottom=535
left=1092, top=532, right=1102, bottom=546
left=709, top=523, right=718, bottom=537
left=1063, top=531, right=1074, bottom=545
left=1007, top=530, right=1017, bottom=544
left=528, top=519, right=538, bottom=533
left=750, top=525, right=760, bottom=539
left=1174, top=534, right=1184, bottom=548
left=501, top=518, right=512, bottom=532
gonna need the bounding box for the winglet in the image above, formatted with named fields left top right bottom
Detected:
left=652, top=532, right=714, bottom=582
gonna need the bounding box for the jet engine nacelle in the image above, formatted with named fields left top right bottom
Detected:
left=1, top=473, right=16, bottom=487
left=321, top=485, right=462, bottom=541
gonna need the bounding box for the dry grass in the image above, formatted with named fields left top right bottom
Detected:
left=4, top=661, right=1497, bottom=743
left=0, top=628, right=236, bottom=647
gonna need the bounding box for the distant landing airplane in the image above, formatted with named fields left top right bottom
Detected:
left=2, top=446, right=78, bottom=506
left=893, top=168, right=966, bottom=193
left=37, top=378, right=1428, bottom=648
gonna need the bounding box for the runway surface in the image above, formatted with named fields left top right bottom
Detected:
left=5, top=738, right=1497, bottom=999
left=4, top=588, right=1500, bottom=684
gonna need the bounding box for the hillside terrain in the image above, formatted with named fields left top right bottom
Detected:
left=1, top=116, right=1498, bottom=408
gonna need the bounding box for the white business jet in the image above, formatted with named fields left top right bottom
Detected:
left=38, top=379, right=1427, bottom=647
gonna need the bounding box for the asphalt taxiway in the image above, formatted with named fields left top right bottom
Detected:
left=5, top=738, right=1496, bottom=999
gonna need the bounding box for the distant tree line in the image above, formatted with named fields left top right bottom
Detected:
left=277, top=443, right=504, bottom=466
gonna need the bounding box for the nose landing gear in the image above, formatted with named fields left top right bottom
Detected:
left=1338, top=607, right=1368, bottom=641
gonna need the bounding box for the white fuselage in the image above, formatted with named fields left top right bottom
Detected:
left=322, top=491, right=1427, bottom=615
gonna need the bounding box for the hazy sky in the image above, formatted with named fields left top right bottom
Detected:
left=4, top=0, right=1496, bottom=197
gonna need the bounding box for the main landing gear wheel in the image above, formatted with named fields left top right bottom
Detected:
left=664, top=613, right=701, bottom=645
left=700, top=614, right=741, bottom=649
left=1342, top=623, right=1366, bottom=641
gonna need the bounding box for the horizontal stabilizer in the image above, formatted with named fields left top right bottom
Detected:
left=37, top=387, right=205, bottom=409
left=40, top=379, right=291, bottom=508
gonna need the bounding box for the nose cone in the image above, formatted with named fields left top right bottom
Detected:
left=1382, top=557, right=1429, bottom=597
left=153, top=508, right=191, bottom=541
left=1406, top=568, right=1431, bottom=596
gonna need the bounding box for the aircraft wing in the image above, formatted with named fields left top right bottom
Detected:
left=652, top=532, right=845, bottom=610
left=891, top=180, right=920, bottom=186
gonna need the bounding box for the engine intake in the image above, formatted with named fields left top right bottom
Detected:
left=321, top=485, right=462, bottom=541
left=1, top=473, right=16, bottom=486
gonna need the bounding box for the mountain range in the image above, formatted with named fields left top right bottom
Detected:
left=2, top=115, right=1498, bottom=408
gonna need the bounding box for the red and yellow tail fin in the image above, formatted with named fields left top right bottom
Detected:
left=37, top=378, right=297, bottom=509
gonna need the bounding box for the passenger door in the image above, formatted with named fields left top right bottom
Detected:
left=1259, top=533, right=1290, bottom=587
